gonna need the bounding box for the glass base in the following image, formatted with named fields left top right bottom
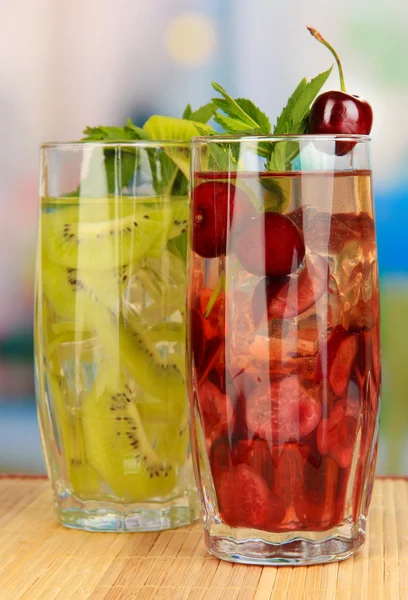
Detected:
left=56, top=491, right=200, bottom=532
left=206, top=518, right=366, bottom=566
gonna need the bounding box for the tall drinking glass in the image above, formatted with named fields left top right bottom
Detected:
left=187, top=135, right=380, bottom=564
left=35, top=141, right=199, bottom=531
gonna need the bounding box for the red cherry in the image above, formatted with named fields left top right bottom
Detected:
left=309, top=91, right=373, bottom=155
left=192, top=181, right=256, bottom=258
left=306, top=27, right=373, bottom=155
left=234, top=212, right=305, bottom=277
left=246, top=376, right=322, bottom=444
left=317, top=396, right=360, bottom=468
left=252, top=253, right=329, bottom=325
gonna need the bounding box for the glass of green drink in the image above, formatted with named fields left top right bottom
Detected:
left=35, top=141, right=199, bottom=531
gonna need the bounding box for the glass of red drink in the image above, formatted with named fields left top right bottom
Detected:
left=187, top=135, right=381, bottom=565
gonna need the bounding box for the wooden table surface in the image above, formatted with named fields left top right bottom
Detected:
left=0, top=476, right=406, bottom=599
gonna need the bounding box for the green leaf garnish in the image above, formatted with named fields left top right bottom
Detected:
left=211, top=65, right=333, bottom=172
left=212, top=82, right=271, bottom=134
left=183, top=102, right=217, bottom=124
left=82, top=119, right=148, bottom=142
left=273, top=66, right=333, bottom=135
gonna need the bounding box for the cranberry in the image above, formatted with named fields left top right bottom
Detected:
left=234, top=212, right=305, bottom=277
left=307, top=27, right=373, bottom=155
left=192, top=181, right=256, bottom=258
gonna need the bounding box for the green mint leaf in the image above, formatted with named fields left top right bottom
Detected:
left=82, top=125, right=134, bottom=141
left=125, top=118, right=150, bottom=139
left=182, top=104, right=193, bottom=119
left=273, top=79, right=308, bottom=135
left=212, top=84, right=270, bottom=139
left=212, top=82, right=259, bottom=129
left=268, top=66, right=333, bottom=170
left=213, top=114, right=253, bottom=133
left=234, top=98, right=271, bottom=133
left=188, top=102, right=217, bottom=124
left=273, top=66, right=333, bottom=134
left=194, top=124, right=236, bottom=172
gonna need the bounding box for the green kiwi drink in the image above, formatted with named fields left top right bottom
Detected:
left=35, top=139, right=199, bottom=530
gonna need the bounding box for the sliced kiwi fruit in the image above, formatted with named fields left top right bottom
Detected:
left=143, top=116, right=214, bottom=178
left=41, top=259, right=127, bottom=323
left=47, top=371, right=102, bottom=499
left=42, top=259, right=186, bottom=403
left=138, top=396, right=190, bottom=467
left=81, top=373, right=178, bottom=501
left=102, top=307, right=185, bottom=403
left=42, top=200, right=171, bottom=271
left=168, top=198, right=189, bottom=239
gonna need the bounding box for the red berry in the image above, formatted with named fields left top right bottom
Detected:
left=316, top=396, right=360, bottom=468
left=234, top=212, right=305, bottom=277
left=192, top=181, right=256, bottom=258
left=252, top=253, right=329, bottom=325
left=246, top=376, right=322, bottom=444
left=309, top=91, right=373, bottom=155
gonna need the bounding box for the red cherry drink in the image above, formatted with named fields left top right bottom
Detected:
left=187, top=166, right=381, bottom=562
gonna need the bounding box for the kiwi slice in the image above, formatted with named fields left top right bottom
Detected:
left=42, top=259, right=186, bottom=403
left=47, top=371, right=102, bottom=498
left=168, top=198, right=189, bottom=239
left=41, top=259, right=127, bottom=323
left=42, top=200, right=171, bottom=271
left=81, top=373, right=178, bottom=501
left=143, top=116, right=214, bottom=178
left=137, top=393, right=189, bottom=466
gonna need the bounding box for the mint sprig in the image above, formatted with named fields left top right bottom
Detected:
left=82, top=118, right=148, bottom=142
left=212, top=83, right=271, bottom=134
left=211, top=65, right=333, bottom=171
left=182, top=102, right=217, bottom=124
left=273, top=67, right=333, bottom=135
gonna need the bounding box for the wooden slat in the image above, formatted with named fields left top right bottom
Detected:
left=0, top=478, right=406, bottom=599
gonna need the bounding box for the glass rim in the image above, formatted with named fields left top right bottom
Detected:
left=41, top=140, right=190, bottom=150
left=191, top=133, right=371, bottom=144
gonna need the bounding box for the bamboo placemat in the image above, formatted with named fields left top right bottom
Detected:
left=0, top=477, right=406, bottom=599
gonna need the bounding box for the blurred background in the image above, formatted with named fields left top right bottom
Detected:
left=0, top=0, right=406, bottom=474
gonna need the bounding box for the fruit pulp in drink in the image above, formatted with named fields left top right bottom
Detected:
left=189, top=170, right=380, bottom=532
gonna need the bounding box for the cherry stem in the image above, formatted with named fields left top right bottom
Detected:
left=307, top=26, right=346, bottom=93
